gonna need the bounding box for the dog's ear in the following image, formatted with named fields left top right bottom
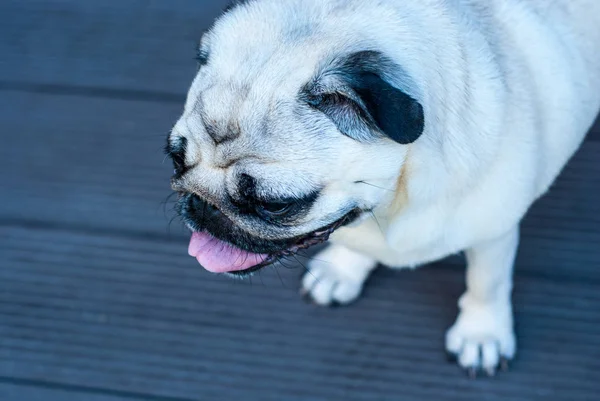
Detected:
left=302, top=51, right=424, bottom=145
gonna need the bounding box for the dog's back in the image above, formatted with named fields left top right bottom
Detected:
left=457, top=0, right=600, bottom=195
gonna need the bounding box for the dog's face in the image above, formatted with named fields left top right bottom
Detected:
left=166, top=2, right=425, bottom=275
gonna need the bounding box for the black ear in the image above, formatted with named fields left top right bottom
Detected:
left=303, top=51, right=424, bottom=145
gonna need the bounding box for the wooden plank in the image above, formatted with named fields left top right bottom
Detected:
left=1, top=226, right=599, bottom=401
left=0, top=383, right=123, bottom=401
left=0, top=379, right=191, bottom=401
left=0, top=91, right=180, bottom=236
left=0, top=0, right=229, bottom=94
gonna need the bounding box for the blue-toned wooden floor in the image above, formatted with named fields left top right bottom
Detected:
left=1, top=1, right=599, bottom=400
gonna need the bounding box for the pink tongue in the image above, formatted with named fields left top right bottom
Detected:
left=188, top=232, right=269, bottom=273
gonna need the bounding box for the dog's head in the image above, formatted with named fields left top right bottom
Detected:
left=166, top=1, right=425, bottom=275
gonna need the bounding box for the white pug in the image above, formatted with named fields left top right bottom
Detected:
left=166, top=0, right=600, bottom=375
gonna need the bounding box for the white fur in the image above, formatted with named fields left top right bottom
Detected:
left=173, top=0, right=600, bottom=374
left=302, top=245, right=377, bottom=305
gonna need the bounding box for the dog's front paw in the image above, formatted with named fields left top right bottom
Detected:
left=300, top=245, right=376, bottom=306
left=445, top=294, right=516, bottom=377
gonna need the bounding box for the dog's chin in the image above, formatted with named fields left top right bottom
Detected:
left=188, top=209, right=362, bottom=277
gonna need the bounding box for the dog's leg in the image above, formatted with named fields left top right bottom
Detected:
left=301, top=244, right=377, bottom=306
left=445, top=226, right=518, bottom=376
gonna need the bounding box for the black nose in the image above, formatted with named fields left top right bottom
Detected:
left=185, top=193, right=222, bottom=222
left=189, top=193, right=205, bottom=211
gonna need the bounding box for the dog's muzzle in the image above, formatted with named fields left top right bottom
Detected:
left=177, top=192, right=362, bottom=276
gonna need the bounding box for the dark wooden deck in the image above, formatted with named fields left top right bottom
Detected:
left=1, top=1, right=600, bottom=400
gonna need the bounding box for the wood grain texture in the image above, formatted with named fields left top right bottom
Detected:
left=2, top=227, right=600, bottom=401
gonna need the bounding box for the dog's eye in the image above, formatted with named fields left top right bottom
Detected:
left=255, top=201, right=295, bottom=219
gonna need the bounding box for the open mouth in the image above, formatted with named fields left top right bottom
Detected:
left=187, top=210, right=361, bottom=276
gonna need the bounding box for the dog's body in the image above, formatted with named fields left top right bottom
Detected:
left=168, top=0, right=600, bottom=375
left=328, top=0, right=600, bottom=266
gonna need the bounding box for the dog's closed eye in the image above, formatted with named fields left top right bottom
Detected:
left=232, top=174, right=321, bottom=224
left=255, top=200, right=298, bottom=221
left=246, top=195, right=320, bottom=224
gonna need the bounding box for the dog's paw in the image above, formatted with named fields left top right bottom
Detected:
left=445, top=294, right=516, bottom=377
left=301, top=264, right=363, bottom=305
left=300, top=245, right=376, bottom=306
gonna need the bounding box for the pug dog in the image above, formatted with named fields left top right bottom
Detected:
left=166, top=0, right=600, bottom=375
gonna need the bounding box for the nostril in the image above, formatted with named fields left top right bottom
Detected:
left=238, top=174, right=257, bottom=200
left=188, top=193, right=220, bottom=216
left=190, top=194, right=204, bottom=210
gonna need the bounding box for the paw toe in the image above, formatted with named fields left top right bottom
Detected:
left=458, top=342, right=480, bottom=369
left=331, top=280, right=362, bottom=304
left=309, top=278, right=337, bottom=305
left=446, top=322, right=515, bottom=377
left=300, top=268, right=363, bottom=306
left=481, top=340, right=500, bottom=371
